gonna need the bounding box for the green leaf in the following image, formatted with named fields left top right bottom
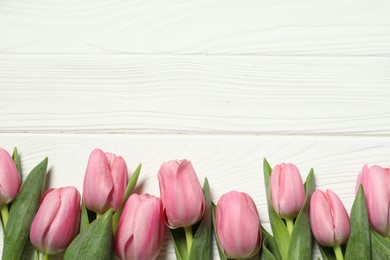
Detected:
left=64, top=209, right=114, bottom=260
left=263, top=158, right=290, bottom=260
left=260, top=227, right=282, bottom=260
left=112, top=163, right=141, bottom=235
left=189, top=178, right=212, bottom=260
left=370, top=229, right=390, bottom=259
left=287, top=169, right=315, bottom=260
left=171, top=228, right=186, bottom=260
left=211, top=202, right=228, bottom=260
left=319, top=246, right=337, bottom=260
left=12, top=147, right=22, bottom=179
left=80, top=202, right=89, bottom=233
left=2, top=158, right=48, bottom=260
left=345, top=185, right=371, bottom=260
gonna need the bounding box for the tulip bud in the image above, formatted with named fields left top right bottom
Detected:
left=116, top=194, right=165, bottom=260
left=356, top=164, right=389, bottom=237
left=30, top=186, right=81, bottom=255
left=0, top=148, right=21, bottom=204
left=83, top=148, right=128, bottom=214
left=158, top=160, right=205, bottom=229
left=270, top=163, right=305, bottom=219
left=310, top=189, right=350, bottom=247
left=216, top=191, right=261, bottom=259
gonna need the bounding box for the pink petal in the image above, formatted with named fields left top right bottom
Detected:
left=110, top=156, right=128, bottom=211
left=0, top=148, right=21, bottom=203
left=326, top=190, right=350, bottom=245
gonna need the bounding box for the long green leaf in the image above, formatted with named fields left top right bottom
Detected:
left=189, top=178, right=212, bottom=260
left=2, top=158, right=48, bottom=260
left=64, top=209, right=114, bottom=260
left=12, top=147, right=22, bottom=179
left=261, top=227, right=282, bottom=260
left=344, top=186, right=371, bottom=260
left=370, top=229, right=390, bottom=259
left=211, top=203, right=228, bottom=260
left=287, top=169, right=315, bottom=260
left=171, top=228, right=186, bottom=260
left=80, top=202, right=89, bottom=233
left=263, top=158, right=290, bottom=260
left=112, top=163, right=141, bottom=234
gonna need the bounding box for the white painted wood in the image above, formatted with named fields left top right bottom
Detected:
left=0, top=0, right=389, bottom=55
left=1, top=55, right=390, bottom=135
left=0, top=134, right=389, bottom=259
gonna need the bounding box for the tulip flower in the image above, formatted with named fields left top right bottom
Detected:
left=116, top=194, right=165, bottom=260
left=0, top=148, right=21, bottom=205
left=310, top=190, right=350, bottom=246
left=356, top=164, right=389, bottom=237
left=158, top=159, right=205, bottom=229
left=30, top=186, right=81, bottom=256
left=83, top=148, right=128, bottom=214
left=270, top=163, right=305, bottom=235
left=216, top=191, right=261, bottom=259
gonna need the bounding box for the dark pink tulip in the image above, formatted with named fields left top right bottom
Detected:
left=30, top=187, right=81, bottom=255
left=356, top=164, right=389, bottom=237
left=83, top=148, right=128, bottom=214
left=158, top=160, right=205, bottom=228
left=216, top=191, right=261, bottom=259
left=0, top=148, right=21, bottom=204
left=270, top=163, right=305, bottom=218
left=310, top=189, right=350, bottom=247
left=116, top=194, right=165, bottom=260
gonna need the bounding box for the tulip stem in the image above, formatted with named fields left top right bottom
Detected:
left=0, top=204, right=9, bottom=230
left=184, top=226, right=193, bottom=257
left=96, top=213, right=102, bottom=219
left=42, top=253, right=49, bottom=260
left=333, top=245, right=344, bottom=260
left=285, top=218, right=294, bottom=236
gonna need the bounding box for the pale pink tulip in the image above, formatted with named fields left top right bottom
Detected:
left=310, top=189, right=350, bottom=247
left=30, top=187, right=81, bottom=255
left=0, top=148, right=21, bottom=204
left=158, top=160, right=205, bottom=228
left=216, top=191, right=261, bottom=259
left=83, top=148, right=128, bottom=214
left=270, top=163, right=305, bottom=218
left=356, top=165, right=389, bottom=237
left=116, top=194, right=165, bottom=260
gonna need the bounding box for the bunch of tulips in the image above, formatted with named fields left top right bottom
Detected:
left=0, top=147, right=389, bottom=260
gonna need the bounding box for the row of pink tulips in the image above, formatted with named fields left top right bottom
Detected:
left=0, top=147, right=389, bottom=260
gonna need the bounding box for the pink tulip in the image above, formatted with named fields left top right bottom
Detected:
left=0, top=148, right=21, bottom=204
left=116, top=194, right=165, bottom=260
left=83, top=148, right=128, bottom=214
left=270, top=163, right=305, bottom=219
left=310, top=189, right=350, bottom=247
left=158, top=160, right=205, bottom=228
left=30, top=186, right=81, bottom=255
left=356, top=164, right=389, bottom=237
left=216, top=191, right=261, bottom=259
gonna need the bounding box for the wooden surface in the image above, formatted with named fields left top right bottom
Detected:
left=1, top=0, right=389, bottom=259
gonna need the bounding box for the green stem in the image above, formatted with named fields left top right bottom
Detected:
left=1, top=204, right=9, bottom=230
left=96, top=213, right=102, bottom=219
left=184, top=226, right=194, bottom=258
left=285, top=218, right=294, bottom=236
left=42, top=253, right=49, bottom=260
left=333, top=245, right=344, bottom=260
left=386, top=236, right=390, bottom=241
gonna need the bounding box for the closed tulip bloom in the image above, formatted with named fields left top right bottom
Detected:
left=356, top=164, right=389, bottom=237
left=216, top=191, right=261, bottom=259
left=116, top=194, right=165, bottom=260
left=310, top=189, right=350, bottom=247
left=0, top=148, right=21, bottom=204
left=30, top=186, right=81, bottom=255
left=158, top=160, right=205, bottom=228
left=270, top=163, right=305, bottom=219
left=83, top=148, right=128, bottom=214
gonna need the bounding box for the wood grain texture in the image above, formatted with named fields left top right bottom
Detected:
left=0, top=0, right=389, bottom=55
left=0, top=134, right=389, bottom=259
left=1, top=55, right=390, bottom=135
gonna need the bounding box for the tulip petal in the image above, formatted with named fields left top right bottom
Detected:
left=270, top=165, right=281, bottom=214
left=326, top=190, right=350, bottom=245
left=109, top=156, right=128, bottom=211
left=0, top=148, right=21, bottom=203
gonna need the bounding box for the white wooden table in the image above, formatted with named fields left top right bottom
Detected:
left=1, top=0, right=389, bottom=259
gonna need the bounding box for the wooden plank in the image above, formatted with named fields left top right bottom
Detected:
left=0, top=0, right=389, bottom=55
left=0, top=133, right=389, bottom=258
left=1, top=55, right=390, bottom=135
